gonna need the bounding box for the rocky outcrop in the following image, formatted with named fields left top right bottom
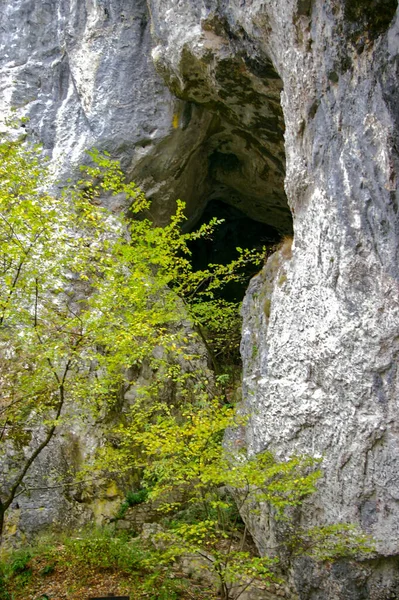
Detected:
left=236, top=2, right=399, bottom=599
left=0, top=0, right=291, bottom=230
left=1, top=0, right=399, bottom=598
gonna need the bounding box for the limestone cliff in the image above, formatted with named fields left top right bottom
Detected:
left=1, top=1, right=399, bottom=598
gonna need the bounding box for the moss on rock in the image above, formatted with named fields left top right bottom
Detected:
left=344, top=0, right=397, bottom=40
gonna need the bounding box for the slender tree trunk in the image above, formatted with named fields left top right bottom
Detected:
left=0, top=378, right=70, bottom=547
left=195, top=324, right=220, bottom=374
left=0, top=502, right=5, bottom=545
left=217, top=571, right=230, bottom=600
left=221, top=583, right=230, bottom=600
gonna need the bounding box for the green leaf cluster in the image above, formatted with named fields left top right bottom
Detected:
left=0, top=135, right=261, bottom=542
left=0, top=527, right=212, bottom=600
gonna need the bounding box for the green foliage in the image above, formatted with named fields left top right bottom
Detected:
left=263, top=298, right=271, bottom=319
left=164, top=492, right=242, bottom=530
left=116, top=488, right=149, bottom=519
left=39, top=562, right=55, bottom=576
left=0, top=136, right=374, bottom=600
left=8, top=550, right=32, bottom=575
left=0, top=529, right=212, bottom=600
left=0, top=573, right=11, bottom=600
left=0, top=548, right=33, bottom=593
left=189, top=299, right=243, bottom=367
left=98, top=396, right=325, bottom=599
left=0, top=138, right=139, bottom=532
left=110, top=398, right=321, bottom=512
left=286, top=523, right=375, bottom=561
left=0, top=134, right=260, bottom=539
left=126, top=488, right=149, bottom=506
left=139, top=569, right=194, bottom=600
left=62, top=527, right=146, bottom=572
left=99, top=391, right=373, bottom=598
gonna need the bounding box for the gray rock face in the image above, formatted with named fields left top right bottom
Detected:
left=0, top=0, right=291, bottom=230
left=236, top=1, right=399, bottom=598
left=0, top=0, right=179, bottom=220
left=1, top=0, right=399, bottom=597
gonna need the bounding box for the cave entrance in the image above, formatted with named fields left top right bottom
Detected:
left=189, top=199, right=281, bottom=302
left=148, top=40, right=294, bottom=367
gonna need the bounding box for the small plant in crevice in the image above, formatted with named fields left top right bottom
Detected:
left=278, top=272, right=287, bottom=287
left=263, top=298, right=271, bottom=319
left=278, top=235, right=293, bottom=260
left=126, top=488, right=149, bottom=506
left=116, top=488, right=149, bottom=520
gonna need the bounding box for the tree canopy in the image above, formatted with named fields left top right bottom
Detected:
left=0, top=136, right=261, bottom=541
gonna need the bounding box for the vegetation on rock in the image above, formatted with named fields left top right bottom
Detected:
left=0, top=135, right=261, bottom=542
left=0, top=135, right=374, bottom=599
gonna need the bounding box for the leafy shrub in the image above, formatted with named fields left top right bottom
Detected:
left=39, top=562, right=55, bottom=576
left=126, top=488, right=149, bottom=506
left=115, top=488, right=150, bottom=519
left=62, top=528, right=147, bottom=573
left=8, top=550, right=32, bottom=575
left=0, top=569, right=10, bottom=600
left=164, top=490, right=243, bottom=534
left=0, top=549, right=33, bottom=593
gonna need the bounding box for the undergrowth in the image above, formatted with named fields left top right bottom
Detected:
left=0, top=527, right=214, bottom=600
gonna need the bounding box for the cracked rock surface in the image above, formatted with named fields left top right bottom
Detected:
left=1, top=1, right=399, bottom=598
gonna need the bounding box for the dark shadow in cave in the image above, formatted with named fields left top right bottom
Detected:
left=188, top=199, right=281, bottom=302
left=160, top=46, right=294, bottom=304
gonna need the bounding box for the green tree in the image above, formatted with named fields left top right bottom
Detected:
left=0, top=138, right=372, bottom=599
left=0, top=140, right=128, bottom=538
left=103, top=399, right=320, bottom=599
left=0, top=138, right=261, bottom=542
left=96, top=393, right=373, bottom=600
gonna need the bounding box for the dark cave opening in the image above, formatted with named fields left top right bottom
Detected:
left=188, top=199, right=281, bottom=302
left=157, top=47, right=294, bottom=305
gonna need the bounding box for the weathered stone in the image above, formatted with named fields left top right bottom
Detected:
left=235, top=2, right=399, bottom=599
left=1, top=0, right=399, bottom=598
left=0, top=0, right=291, bottom=231
left=144, top=0, right=399, bottom=596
